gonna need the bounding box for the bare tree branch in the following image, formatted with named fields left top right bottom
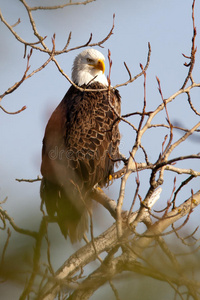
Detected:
left=30, top=0, right=96, bottom=11
left=38, top=190, right=200, bottom=300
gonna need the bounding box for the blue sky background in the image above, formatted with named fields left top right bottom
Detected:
left=1, top=0, right=200, bottom=299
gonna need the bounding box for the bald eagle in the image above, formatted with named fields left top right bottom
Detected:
left=40, top=49, right=121, bottom=243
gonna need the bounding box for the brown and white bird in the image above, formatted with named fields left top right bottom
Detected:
left=40, top=48, right=121, bottom=243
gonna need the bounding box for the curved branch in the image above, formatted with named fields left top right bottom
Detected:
left=31, top=0, right=96, bottom=11
left=115, top=42, right=151, bottom=89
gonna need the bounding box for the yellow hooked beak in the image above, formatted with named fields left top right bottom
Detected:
left=94, top=59, right=105, bottom=73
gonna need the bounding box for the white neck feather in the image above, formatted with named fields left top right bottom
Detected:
left=74, top=70, right=108, bottom=86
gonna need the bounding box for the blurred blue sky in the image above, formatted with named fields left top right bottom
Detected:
left=0, top=0, right=200, bottom=242
left=1, top=0, right=200, bottom=299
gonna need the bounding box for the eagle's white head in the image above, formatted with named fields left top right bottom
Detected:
left=72, top=48, right=108, bottom=86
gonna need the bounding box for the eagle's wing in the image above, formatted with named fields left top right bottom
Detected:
left=40, top=83, right=121, bottom=242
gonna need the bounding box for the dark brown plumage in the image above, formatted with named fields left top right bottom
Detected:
left=40, top=82, right=121, bottom=242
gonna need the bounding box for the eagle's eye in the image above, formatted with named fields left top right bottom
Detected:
left=87, top=58, right=94, bottom=64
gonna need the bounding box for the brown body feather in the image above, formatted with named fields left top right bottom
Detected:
left=40, top=82, right=121, bottom=242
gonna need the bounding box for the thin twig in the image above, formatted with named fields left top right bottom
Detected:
left=0, top=105, right=26, bottom=115
left=30, top=0, right=95, bottom=11
left=16, top=176, right=42, bottom=183
left=11, top=18, right=21, bottom=28
left=0, top=228, right=11, bottom=270
left=181, top=0, right=197, bottom=89
left=0, top=207, right=38, bottom=239
left=115, top=42, right=151, bottom=89
left=186, top=91, right=200, bottom=116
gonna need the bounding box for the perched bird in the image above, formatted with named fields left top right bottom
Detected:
left=40, top=48, right=121, bottom=243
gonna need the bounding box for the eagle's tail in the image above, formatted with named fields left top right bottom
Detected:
left=40, top=178, right=89, bottom=243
